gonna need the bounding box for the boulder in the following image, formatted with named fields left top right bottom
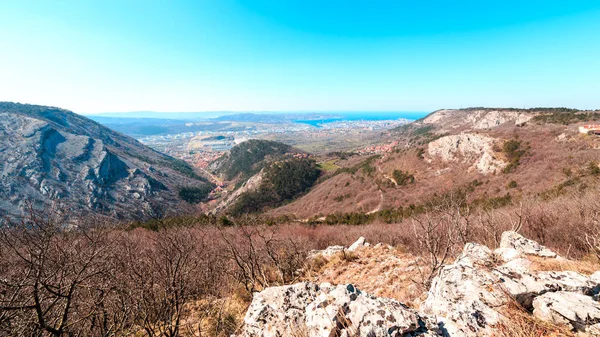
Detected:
left=347, top=236, right=369, bottom=252
left=493, top=265, right=548, bottom=309
left=308, top=245, right=345, bottom=259
left=309, top=237, right=371, bottom=259
left=237, top=282, right=442, bottom=337
left=499, top=231, right=558, bottom=258
left=456, top=242, right=495, bottom=267
left=493, top=266, right=597, bottom=309
left=493, top=247, right=521, bottom=262
left=240, top=282, right=320, bottom=337
left=421, top=243, right=508, bottom=337
left=537, top=270, right=599, bottom=295
left=532, top=291, right=600, bottom=333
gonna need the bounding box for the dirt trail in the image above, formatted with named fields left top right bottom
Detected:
left=367, top=190, right=384, bottom=214
left=198, top=167, right=222, bottom=185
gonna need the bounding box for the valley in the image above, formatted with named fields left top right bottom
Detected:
left=3, top=3, right=600, bottom=336
left=3, top=104, right=600, bottom=337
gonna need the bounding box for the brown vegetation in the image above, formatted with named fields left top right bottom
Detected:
left=2, top=183, right=600, bottom=336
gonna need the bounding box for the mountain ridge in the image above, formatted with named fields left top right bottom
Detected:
left=0, top=102, right=212, bottom=220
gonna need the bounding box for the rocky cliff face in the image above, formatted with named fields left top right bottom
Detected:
left=421, top=109, right=535, bottom=131
left=0, top=102, right=210, bottom=220
left=237, top=233, right=600, bottom=337
left=427, top=133, right=506, bottom=174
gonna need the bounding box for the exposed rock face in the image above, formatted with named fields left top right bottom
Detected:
left=421, top=243, right=508, bottom=337
left=422, top=109, right=535, bottom=130
left=499, top=231, right=558, bottom=258
left=427, top=133, right=506, bottom=174
left=211, top=169, right=264, bottom=214
left=465, top=110, right=534, bottom=129
left=0, top=102, right=211, bottom=220
left=422, top=233, right=600, bottom=336
left=237, top=282, right=441, bottom=337
left=240, top=233, right=600, bottom=337
left=533, top=292, right=600, bottom=334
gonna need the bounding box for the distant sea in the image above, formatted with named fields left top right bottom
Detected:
left=295, top=111, right=428, bottom=127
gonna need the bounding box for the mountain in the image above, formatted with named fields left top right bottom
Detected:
left=267, top=107, right=600, bottom=219
left=0, top=102, right=213, bottom=220
left=208, top=139, right=321, bottom=214
left=226, top=157, right=321, bottom=216
left=209, top=139, right=299, bottom=181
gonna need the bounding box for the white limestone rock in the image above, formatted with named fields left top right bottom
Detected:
left=239, top=282, right=320, bottom=337
left=421, top=243, right=507, bottom=337
left=347, top=236, right=369, bottom=252
left=499, top=231, right=558, bottom=258
left=533, top=291, right=600, bottom=333
left=591, top=271, right=600, bottom=284
left=493, top=247, right=521, bottom=262
left=308, top=246, right=346, bottom=259
left=427, top=133, right=506, bottom=174
left=237, top=282, right=441, bottom=337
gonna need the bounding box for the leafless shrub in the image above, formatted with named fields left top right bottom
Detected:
left=0, top=205, right=118, bottom=337
left=411, top=212, right=458, bottom=290
left=220, top=226, right=308, bottom=293
left=115, top=228, right=211, bottom=337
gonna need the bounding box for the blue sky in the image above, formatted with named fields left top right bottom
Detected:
left=0, top=0, right=599, bottom=113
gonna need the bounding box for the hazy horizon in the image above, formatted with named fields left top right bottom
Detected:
left=82, top=110, right=429, bottom=121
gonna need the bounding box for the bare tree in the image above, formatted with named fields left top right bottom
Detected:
left=116, top=227, right=208, bottom=337
left=411, top=211, right=458, bottom=289
left=0, top=205, right=117, bottom=337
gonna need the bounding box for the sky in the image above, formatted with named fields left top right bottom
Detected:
left=0, top=1, right=599, bottom=114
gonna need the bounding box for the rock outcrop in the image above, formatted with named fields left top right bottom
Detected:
left=499, top=231, right=558, bottom=258
left=421, top=109, right=535, bottom=130
left=308, top=237, right=371, bottom=259
left=237, top=282, right=441, bottom=337
left=427, top=133, right=506, bottom=174
left=239, top=232, right=600, bottom=337
left=533, top=291, right=600, bottom=332
left=422, top=231, right=600, bottom=336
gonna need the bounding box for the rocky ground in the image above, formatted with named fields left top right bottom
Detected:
left=235, top=232, right=600, bottom=337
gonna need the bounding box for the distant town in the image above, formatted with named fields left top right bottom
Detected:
left=137, top=118, right=411, bottom=168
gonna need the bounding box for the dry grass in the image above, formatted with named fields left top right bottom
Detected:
left=303, top=245, right=426, bottom=307
left=270, top=123, right=600, bottom=221
left=494, top=301, right=576, bottom=337
left=528, top=255, right=600, bottom=275
left=181, top=291, right=250, bottom=337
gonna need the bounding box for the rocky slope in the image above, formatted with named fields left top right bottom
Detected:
left=420, top=108, right=535, bottom=131
left=236, top=232, right=600, bottom=337
left=268, top=108, right=600, bottom=218
left=0, top=102, right=212, bottom=220
left=427, top=133, right=506, bottom=174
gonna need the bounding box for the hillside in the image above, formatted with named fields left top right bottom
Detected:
left=207, top=139, right=320, bottom=214
left=0, top=102, right=213, bottom=220
left=268, top=108, right=600, bottom=219
left=209, top=139, right=297, bottom=181
left=2, top=106, right=600, bottom=337
left=226, top=157, right=321, bottom=216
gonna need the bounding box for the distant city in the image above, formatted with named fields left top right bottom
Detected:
left=88, top=112, right=424, bottom=169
